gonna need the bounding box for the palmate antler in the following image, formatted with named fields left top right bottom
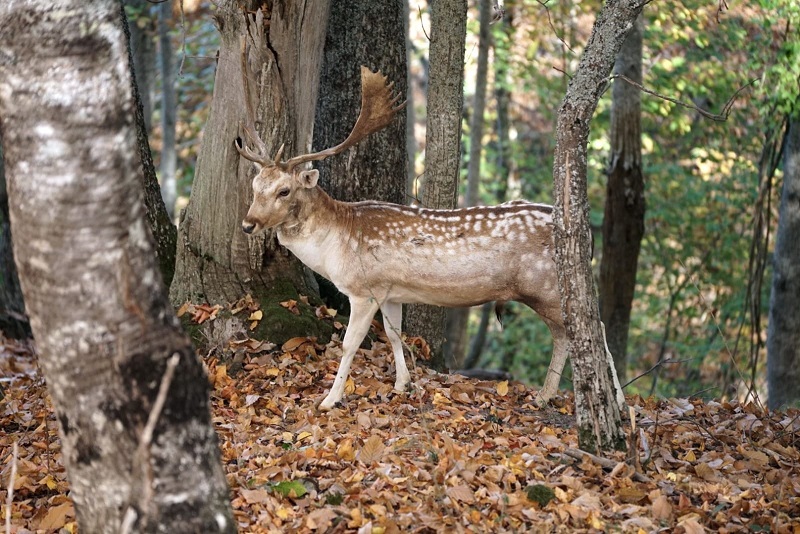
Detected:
left=280, top=66, right=405, bottom=171
left=235, top=37, right=405, bottom=170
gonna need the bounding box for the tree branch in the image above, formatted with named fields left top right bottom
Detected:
left=612, top=74, right=756, bottom=122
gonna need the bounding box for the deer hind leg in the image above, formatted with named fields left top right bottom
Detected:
left=536, top=317, right=568, bottom=407
left=522, top=299, right=568, bottom=407
left=319, top=296, right=380, bottom=410
left=380, top=301, right=411, bottom=392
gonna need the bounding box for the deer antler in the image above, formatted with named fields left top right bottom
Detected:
left=236, top=38, right=272, bottom=167
left=281, top=66, right=406, bottom=171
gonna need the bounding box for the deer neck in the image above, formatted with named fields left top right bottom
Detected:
left=275, top=186, right=350, bottom=275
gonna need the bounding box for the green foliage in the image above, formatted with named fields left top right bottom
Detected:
left=467, top=0, right=789, bottom=401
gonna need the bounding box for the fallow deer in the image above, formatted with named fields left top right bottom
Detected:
left=236, top=53, right=568, bottom=410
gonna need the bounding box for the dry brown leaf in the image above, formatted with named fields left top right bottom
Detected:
left=359, top=434, right=385, bottom=465
left=306, top=507, right=338, bottom=531
left=240, top=488, right=271, bottom=504
left=446, top=484, right=475, bottom=504
left=651, top=494, right=673, bottom=520
left=38, top=501, right=74, bottom=530
left=282, top=337, right=308, bottom=351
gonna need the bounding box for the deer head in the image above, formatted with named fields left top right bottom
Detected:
left=236, top=41, right=404, bottom=234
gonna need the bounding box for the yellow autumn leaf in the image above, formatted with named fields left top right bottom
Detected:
left=338, top=438, right=356, bottom=461
left=496, top=380, right=509, bottom=396
left=248, top=310, right=263, bottom=321
left=296, top=431, right=313, bottom=442
left=345, top=377, right=356, bottom=394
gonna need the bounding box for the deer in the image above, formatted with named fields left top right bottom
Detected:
left=236, top=54, right=568, bottom=411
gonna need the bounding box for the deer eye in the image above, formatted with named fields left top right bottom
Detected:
left=278, top=188, right=290, bottom=197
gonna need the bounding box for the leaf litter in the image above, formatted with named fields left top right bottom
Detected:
left=1, top=301, right=799, bottom=533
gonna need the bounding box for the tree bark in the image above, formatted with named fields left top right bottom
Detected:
left=446, top=0, right=492, bottom=368
left=0, top=139, right=29, bottom=339
left=125, top=0, right=156, bottom=133
left=0, top=1, right=235, bottom=531
left=313, top=0, right=407, bottom=205
left=767, top=117, right=800, bottom=410
left=121, top=2, right=178, bottom=289
left=158, top=0, right=178, bottom=219
left=404, top=0, right=418, bottom=198
left=170, top=1, right=334, bottom=344
left=598, top=14, right=645, bottom=383
left=552, top=0, right=644, bottom=452
left=404, top=0, right=468, bottom=372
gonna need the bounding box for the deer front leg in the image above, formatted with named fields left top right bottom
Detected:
left=379, top=301, right=411, bottom=392
left=319, top=297, right=380, bottom=410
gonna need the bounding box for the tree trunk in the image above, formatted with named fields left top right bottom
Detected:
left=404, top=0, right=468, bottom=372
left=598, top=14, right=645, bottom=383
left=446, top=0, right=492, bottom=368
left=0, top=1, right=235, bottom=531
left=552, top=0, right=643, bottom=452
left=121, top=2, right=178, bottom=289
left=767, top=117, right=800, bottom=410
left=0, top=139, right=29, bottom=339
left=404, top=0, right=418, bottom=198
left=125, top=0, right=156, bottom=133
left=313, top=0, right=407, bottom=205
left=170, top=1, right=334, bottom=345
left=158, top=0, right=178, bottom=219
left=465, top=4, right=515, bottom=368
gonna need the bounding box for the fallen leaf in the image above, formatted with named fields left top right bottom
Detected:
left=496, top=380, right=509, bottom=396
left=359, top=435, right=385, bottom=465
left=38, top=501, right=73, bottom=530
left=446, top=484, right=475, bottom=504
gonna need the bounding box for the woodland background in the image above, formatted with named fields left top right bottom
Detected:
left=1, top=0, right=799, bottom=532
left=109, top=0, right=795, bottom=402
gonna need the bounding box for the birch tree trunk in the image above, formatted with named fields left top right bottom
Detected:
left=170, top=1, right=334, bottom=344
left=767, top=117, right=800, bottom=410
left=0, top=1, right=234, bottom=531
left=552, top=0, right=644, bottom=452
left=404, top=0, right=468, bottom=371
left=599, top=14, right=645, bottom=382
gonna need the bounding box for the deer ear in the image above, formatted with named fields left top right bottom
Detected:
left=297, top=169, right=319, bottom=189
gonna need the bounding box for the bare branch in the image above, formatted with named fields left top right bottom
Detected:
left=562, top=447, right=651, bottom=483
left=612, top=74, right=757, bottom=122
left=535, top=0, right=575, bottom=55
left=5, top=442, right=18, bottom=534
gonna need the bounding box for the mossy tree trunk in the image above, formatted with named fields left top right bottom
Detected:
left=170, top=1, right=334, bottom=344
left=121, top=2, right=177, bottom=289
left=0, top=140, right=29, bottom=339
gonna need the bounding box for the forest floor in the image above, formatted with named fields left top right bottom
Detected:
left=1, top=301, right=800, bottom=533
